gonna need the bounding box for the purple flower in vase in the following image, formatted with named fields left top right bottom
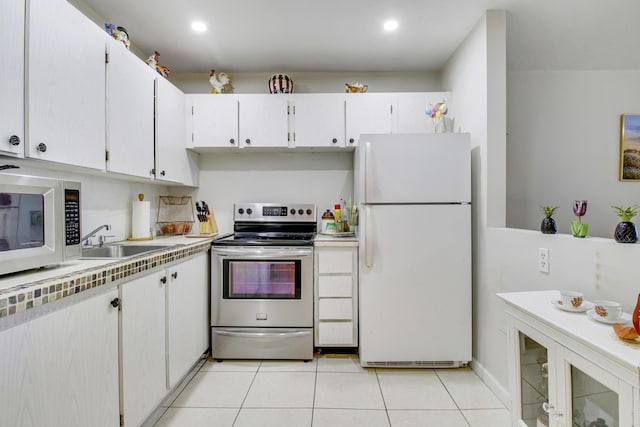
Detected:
left=573, top=200, right=587, bottom=223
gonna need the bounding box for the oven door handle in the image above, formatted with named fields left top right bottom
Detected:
left=212, top=248, right=313, bottom=258
left=213, top=329, right=312, bottom=338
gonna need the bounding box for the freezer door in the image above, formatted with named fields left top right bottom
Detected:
left=359, top=204, right=471, bottom=365
left=356, top=133, right=470, bottom=204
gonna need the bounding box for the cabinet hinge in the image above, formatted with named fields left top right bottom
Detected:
left=191, top=106, right=194, bottom=115
left=287, top=133, right=290, bottom=142
left=105, top=150, right=110, bottom=161
left=119, top=414, right=124, bottom=426
left=105, top=52, right=109, bottom=64
left=287, top=105, right=290, bottom=115
left=390, top=105, right=393, bottom=114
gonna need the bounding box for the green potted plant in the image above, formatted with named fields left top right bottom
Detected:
left=611, top=205, right=639, bottom=243
left=540, top=206, right=559, bottom=234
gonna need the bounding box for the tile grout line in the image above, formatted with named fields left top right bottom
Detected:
left=230, top=360, right=262, bottom=427
left=374, top=368, right=393, bottom=427
left=434, top=369, right=472, bottom=427
left=310, top=357, right=319, bottom=426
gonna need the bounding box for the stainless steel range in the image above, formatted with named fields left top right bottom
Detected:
left=211, top=203, right=316, bottom=360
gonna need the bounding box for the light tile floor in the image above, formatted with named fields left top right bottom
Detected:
left=154, top=356, right=510, bottom=427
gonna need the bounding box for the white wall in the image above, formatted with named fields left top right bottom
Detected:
left=196, top=151, right=353, bottom=232
left=171, top=71, right=442, bottom=94
left=444, top=9, right=640, bottom=412
left=507, top=70, right=640, bottom=238
left=442, top=10, right=510, bottom=404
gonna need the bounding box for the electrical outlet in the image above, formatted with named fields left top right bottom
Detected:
left=539, top=248, right=549, bottom=273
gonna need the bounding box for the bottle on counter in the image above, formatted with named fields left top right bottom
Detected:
left=334, top=204, right=341, bottom=221
left=321, top=209, right=335, bottom=233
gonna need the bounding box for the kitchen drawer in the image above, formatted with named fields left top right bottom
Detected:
left=318, top=275, right=352, bottom=297
left=319, top=298, right=353, bottom=320
left=318, top=249, right=353, bottom=274
left=318, top=322, right=354, bottom=345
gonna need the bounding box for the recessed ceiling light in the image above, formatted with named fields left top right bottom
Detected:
left=383, top=20, right=399, bottom=31
left=191, top=21, right=207, bottom=32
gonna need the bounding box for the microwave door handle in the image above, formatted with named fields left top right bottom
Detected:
left=365, top=205, right=373, bottom=268
left=212, top=248, right=312, bottom=258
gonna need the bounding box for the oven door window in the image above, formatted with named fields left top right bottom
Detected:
left=223, top=259, right=301, bottom=299
left=0, top=193, right=45, bottom=251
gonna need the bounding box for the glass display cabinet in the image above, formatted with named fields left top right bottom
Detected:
left=500, top=291, right=638, bottom=427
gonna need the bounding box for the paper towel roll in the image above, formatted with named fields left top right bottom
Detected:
left=132, top=201, right=151, bottom=238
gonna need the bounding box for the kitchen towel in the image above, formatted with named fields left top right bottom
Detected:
left=132, top=200, right=151, bottom=238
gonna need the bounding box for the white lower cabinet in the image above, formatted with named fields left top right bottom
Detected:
left=120, top=252, right=209, bottom=426
left=120, top=270, right=167, bottom=427
left=166, top=252, right=209, bottom=388
left=314, top=241, right=358, bottom=347
left=500, top=291, right=638, bottom=427
left=0, top=289, right=120, bottom=427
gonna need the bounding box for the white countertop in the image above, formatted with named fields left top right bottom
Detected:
left=314, top=233, right=359, bottom=246
left=0, top=234, right=215, bottom=293
left=497, top=290, right=640, bottom=376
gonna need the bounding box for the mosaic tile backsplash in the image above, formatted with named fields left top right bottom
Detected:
left=0, top=241, right=211, bottom=319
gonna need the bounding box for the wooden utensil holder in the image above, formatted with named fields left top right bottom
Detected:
left=198, top=213, right=218, bottom=234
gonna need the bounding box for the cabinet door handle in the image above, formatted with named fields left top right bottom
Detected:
left=171, top=272, right=178, bottom=279
left=110, top=297, right=120, bottom=308
left=150, top=168, right=156, bottom=176
left=332, top=138, right=337, bottom=144
left=245, top=139, right=251, bottom=145
left=160, top=170, right=166, bottom=176
left=36, top=142, right=47, bottom=152
left=160, top=276, right=167, bottom=284
left=8, top=135, right=20, bottom=146
left=349, top=138, right=355, bottom=144
left=229, top=138, right=235, bottom=144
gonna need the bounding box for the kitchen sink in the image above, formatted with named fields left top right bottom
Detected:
left=80, top=244, right=174, bottom=259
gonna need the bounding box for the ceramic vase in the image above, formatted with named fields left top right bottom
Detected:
left=540, top=217, right=557, bottom=234
left=614, top=221, right=638, bottom=243
left=570, top=221, right=588, bottom=238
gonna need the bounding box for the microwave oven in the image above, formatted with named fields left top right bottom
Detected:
left=0, top=173, right=81, bottom=276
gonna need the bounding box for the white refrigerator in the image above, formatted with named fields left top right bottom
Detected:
left=355, top=133, right=471, bottom=367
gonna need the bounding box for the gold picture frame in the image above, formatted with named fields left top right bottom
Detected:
left=620, top=114, right=640, bottom=181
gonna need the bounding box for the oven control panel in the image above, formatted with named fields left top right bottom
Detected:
left=234, top=203, right=316, bottom=222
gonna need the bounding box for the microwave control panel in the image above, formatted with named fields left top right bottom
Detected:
left=64, top=189, right=80, bottom=246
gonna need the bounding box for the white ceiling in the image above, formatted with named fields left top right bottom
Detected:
left=76, top=0, right=640, bottom=73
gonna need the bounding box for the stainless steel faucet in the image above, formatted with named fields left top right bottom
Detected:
left=81, top=224, right=112, bottom=247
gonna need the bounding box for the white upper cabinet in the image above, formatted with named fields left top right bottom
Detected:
left=345, top=93, right=394, bottom=146
left=106, top=38, right=155, bottom=179
left=290, top=94, right=345, bottom=148
left=27, top=0, right=106, bottom=170
left=188, top=94, right=239, bottom=148
left=156, top=76, right=194, bottom=184
left=237, top=94, right=289, bottom=148
left=0, top=0, right=25, bottom=157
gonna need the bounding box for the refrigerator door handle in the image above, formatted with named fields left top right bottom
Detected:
left=364, top=141, right=370, bottom=203
left=365, top=205, right=373, bottom=268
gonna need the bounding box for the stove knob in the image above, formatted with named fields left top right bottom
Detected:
left=298, top=209, right=304, bottom=215
left=246, top=208, right=253, bottom=215
left=238, top=208, right=244, bottom=214
left=290, top=208, right=296, bottom=215
left=306, top=209, right=312, bottom=215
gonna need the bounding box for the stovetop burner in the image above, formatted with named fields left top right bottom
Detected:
left=212, top=202, right=317, bottom=247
